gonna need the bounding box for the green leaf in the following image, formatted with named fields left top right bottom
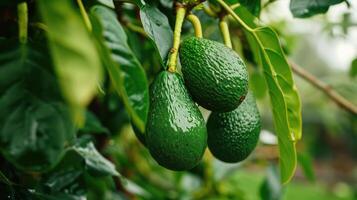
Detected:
left=43, top=150, right=87, bottom=197
left=248, top=26, right=300, bottom=185
left=1, top=99, right=74, bottom=172
left=139, top=4, right=173, bottom=66
left=260, top=165, right=283, bottom=200
left=253, top=27, right=302, bottom=141
left=72, top=137, right=120, bottom=177
left=0, top=171, right=12, bottom=185
left=297, top=152, right=315, bottom=182
left=30, top=192, right=84, bottom=200
left=349, top=58, right=357, bottom=78
left=229, top=5, right=302, bottom=183
left=227, top=0, right=261, bottom=16
left=290, top=0, right=344, bottom=18
left=37, top=0, right=103, bottom=124
left=90, top=5, right=149, bottom=133
left=250, top=69, right=267, bottom=99
left=209, top=0, right=261, bottom=16
left=0, top=0, right=25, bottom=7
left=44, top=169, right=83, bottom=193
left=96, top=0, right=114, bottom=8
left=80, top=111, right=110, bottom=135
left=0, top=40, right=75, bottom=172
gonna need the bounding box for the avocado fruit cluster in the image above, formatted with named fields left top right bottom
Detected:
left=135, top=37, right=261, bottom=171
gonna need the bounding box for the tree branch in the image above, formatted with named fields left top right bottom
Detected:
left=290, top=62, right=357, bottom=115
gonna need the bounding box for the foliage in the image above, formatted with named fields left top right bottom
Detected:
left=0, top=0, right=355, bottom=199
left=289, top=0, right=346, bottom=18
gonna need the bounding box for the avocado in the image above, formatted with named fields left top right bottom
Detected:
left=146, top=71, right=207, bottom=171
left=207, top=93, right=261, bottom=163
left=179, top=37, right=249, bottom=112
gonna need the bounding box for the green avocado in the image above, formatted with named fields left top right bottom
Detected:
left=179, top=37, right=249, bottom=112
left=207, top=93, right=261, bottom=163
left=146, top=71, right=207, bottom=171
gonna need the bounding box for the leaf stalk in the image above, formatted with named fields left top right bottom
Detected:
left=219, top=17, right=232, bottom=48
left=168, top=6, right=187, bottom=72
left=17, top=2, right=28, bottom=44
left=77, top=0, right=92, bottom=31
left=186, top=14, right=203, bottom=38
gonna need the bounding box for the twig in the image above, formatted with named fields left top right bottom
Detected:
left=126, top=23, right=148, bottom=37
left=219, top=16, right=232, bottom=48
left=17, top=2, right=28, bottom=44
left=186, top=13, right=203, bottom=38
left=290, top=62, right=357, bottom=115
left=76, top=0, right=92, bottom=31
left=168, top=5, right=187, bottom=72
left=203, top=5, right=217, bottom=17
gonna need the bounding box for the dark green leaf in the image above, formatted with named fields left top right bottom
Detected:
left=1, top=98, right=74, bottom=172
left=72, top=138, right=120, bottom=177
left=297, top=152, right=315, bottom=182
left=37, top=0, right=103, bottom=123
left=0, top=40, right=75, bottom=172
left=227, top=0, right=261, bottom=16
left=43, top=150, right=87, bottom=197
left=90, top=5, right=149, bottom=133
left=260, top=165, right=283, bottom=200
left=0, top=171, right=12, bottom=185
left=30, top=192, right=84, bottom=200
left=210, top=0, right=261, bottom=16
left=97, top=0, right=114, bottom=8
left=290, top=0, right=344, bottom=18
left=0, top=0, right=26, bottom=7
left=0, top=183, right=33, bottom=200
left=349, top=58, right=357, bottom=78
left=44, top=169, right=83, bottom=193
left=139, top=4, right=173, bottom=66
left=80, top=111, right=110, bottom=135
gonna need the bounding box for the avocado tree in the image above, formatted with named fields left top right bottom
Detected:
left=0, top=0, right=356, bottom=199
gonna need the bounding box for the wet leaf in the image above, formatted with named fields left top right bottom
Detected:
left=90, top=5, right=149, bottom=133
left=72, top=138, right=119, bottom=177
left=139, top=3, right=173, bottom=66
left=0, top=40, right=75, bottom=172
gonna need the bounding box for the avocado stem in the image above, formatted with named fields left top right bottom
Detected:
left=17, top=2, right=28, bottom=44
left=219, top=17, right=232, bottom=48
left=214, top=0, right=254, bottom=32
left=186, top=14, right=203, bottom=38
left=76, top=0, right=92, bottom=31
left=168, top=6, right=187, bottom=72
left=203, top=5, right=217, bottom=17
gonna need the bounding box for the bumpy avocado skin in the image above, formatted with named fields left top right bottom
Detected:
left=146, top=71, right=207, bottom=171
left=207, top=93, right=261, bottom=163
left=179, top=37, right=249, bottom=112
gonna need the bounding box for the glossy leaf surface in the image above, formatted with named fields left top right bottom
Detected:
left=90, top=5, right=149, bottom=133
